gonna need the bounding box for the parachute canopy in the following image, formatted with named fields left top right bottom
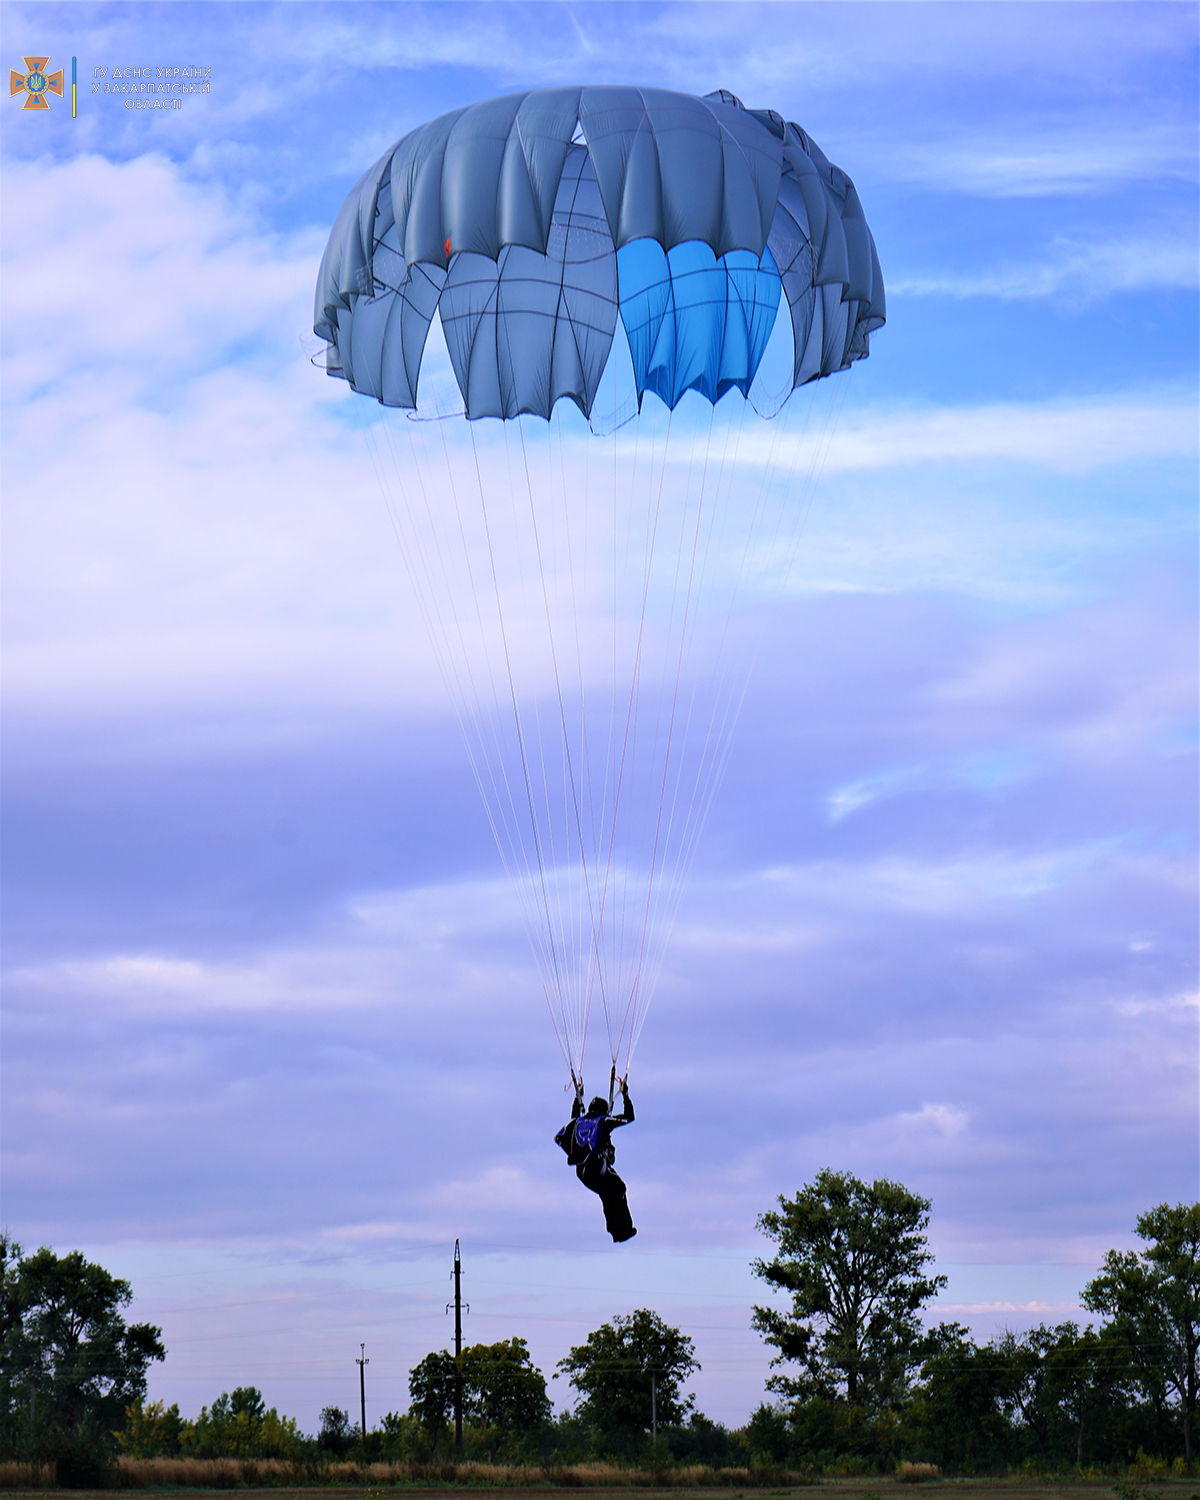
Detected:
left=314, top=86, right=885, bottom=420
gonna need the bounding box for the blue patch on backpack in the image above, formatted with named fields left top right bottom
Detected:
left=574, top=1116, right=602, bottom=1152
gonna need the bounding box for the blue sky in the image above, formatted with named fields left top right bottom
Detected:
left=2, top=0, right=1197, bottom=1431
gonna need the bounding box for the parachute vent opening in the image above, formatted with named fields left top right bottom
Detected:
left=571, top=118, right=586, bottom=145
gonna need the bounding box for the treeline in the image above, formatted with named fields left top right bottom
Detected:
left=742, top=1176, right=1198, bottom=1475
left=3, top=1178, right=1197, bottom=1486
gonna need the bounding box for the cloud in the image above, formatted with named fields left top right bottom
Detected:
left=1, top=154, right=319, bottom=401
left=932, top=591, right=1198, bottom=761
left=1115, top=987, right=1199, bottom=1020
left=7, top=817, right=1193, bottom=1237
left=827, top=751, right=1043, bottom=822
left=244, top=2, right=1199, bottom=122
left=878, top=124, right=1198, bottom=198
left=4, top=150, right=1195, bottom=753
left=4, top=872, right=539, bottom=1019
left=827, top=764, right=930, bottom=821
left=898, top=1103, right=969, bottom=1141
left=807, top=397, right=1197, bottom=475
left=890, top=234, right=1200, bottom=302
left=745, top=844, right=1162, bottom=918
left=10, top=951, right=329, bottom=1016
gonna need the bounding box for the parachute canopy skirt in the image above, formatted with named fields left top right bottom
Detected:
left=314, top=87, right=885, bottom=420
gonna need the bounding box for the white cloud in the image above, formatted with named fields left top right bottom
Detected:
left=805, top=397, right=1197, bottom=475
left=1114, top=987, right=1200, bottom=1019
left=243, top=2, right=1198, bottom=130
left=936, top=1299, right=1082, bottom=1315
left=934, top=595, right=1198, bottom=762
left=753, top=845, right=1130, bottom=916
left=891, top=234, right=1200, bottom=302
left=879, top=124, right=1198, bottom=198
left=826, top=751, right=1043, bottom=822
left=827, top=764, right=928, bottom=821
left=8, top=950, right=327, bottom=1015
left=4, top=151, right=1194, bottom=738
left=425, top=1164, right=554, bottom=1215
left=897, top=1102, right=970, bottom=1142
left=0, top=154, right=320, bottom=400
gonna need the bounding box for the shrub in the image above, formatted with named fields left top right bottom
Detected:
left=897, top=1461, right=941, bottom=1482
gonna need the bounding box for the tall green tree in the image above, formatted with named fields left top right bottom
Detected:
left=751, top=1169, right=946, bottom=1410
left=116, top=1399, right=186, bottom=1458
left=557, top=1310, right=698, bottom=1451
left=1082, top=1200, right=1200, bottom=1463
left=185, top=1387, right=303, bottom=1459
left=905, top=1322, right=1016, bottom=1469
left=1, top=1240, right=164, bottom=1481
left=1043, top=1324, right=1134, bottom=1466
left=407, top=1350, right=458, bottom=1451
left=460, top=1338, right=551, bottom=1460
left=318, top=1405, right=353, bottom=1456
left=0, top=1236, right=25, bottom=1457
left=992, top=1322, right=1072, bottom=1459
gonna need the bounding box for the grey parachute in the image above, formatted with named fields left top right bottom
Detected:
left=314, top=87, right=884, bottom=1086
left=315, top=87, right=883, bottom=420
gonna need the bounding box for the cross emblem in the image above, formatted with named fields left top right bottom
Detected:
left=10, top=56, right=64, bottom=110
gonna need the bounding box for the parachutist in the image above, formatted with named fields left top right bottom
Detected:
left=555, top=1079, right=636, bottom=1242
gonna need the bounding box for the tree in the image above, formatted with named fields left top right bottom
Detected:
left=378, top=1409, right=424, bottom=1460
left=660, top=1412, right=739, bottom=1466
left=751, top=1169, right=946, bottom=1411
left=118, top=1399, right=186, bottom=1457
left=460, top=1338, right=552, bottom=1460
left=742, top=1403, right=791, bottom=1464
left=186, top=1387, right=303, bottom=1459
left=905, top=1322, right=1016, bottom=1470
left=0, top=1235, right=25, bottom=1459
left=557, top=1309, right=699, bottom=1451
left=318, top=1405, right=353, bottom=1457
left=1082, top=1200, right=1200, bottom=1464
left=407, top=1350, right=458, bottom=1451
left=993, top=1322, right=1068, bottom=1458
left=1, top=1241, right=164, bottom=1483
left=1042, top=1324, right=1133, bottom=1466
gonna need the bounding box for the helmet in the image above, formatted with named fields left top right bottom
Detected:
left=587, top=1097, right=609, bottom=1117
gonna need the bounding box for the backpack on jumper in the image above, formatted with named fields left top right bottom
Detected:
left=573, top=1116, right=602, bottom=1153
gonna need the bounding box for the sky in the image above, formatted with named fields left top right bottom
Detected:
left=1, top=0, right=1197, bottom=1434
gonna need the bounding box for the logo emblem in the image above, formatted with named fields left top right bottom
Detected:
left=9, top=56, right=64, bottom=110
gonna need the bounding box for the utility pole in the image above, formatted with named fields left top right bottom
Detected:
left=650, top=1370, right=657, bottom=1445
left=445, top=1239, right=468, bottom=1453
left=356, top=1343, right=369, bottom=1447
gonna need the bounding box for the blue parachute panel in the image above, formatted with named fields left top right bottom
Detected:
left=616, top=239, right=781, bottom=409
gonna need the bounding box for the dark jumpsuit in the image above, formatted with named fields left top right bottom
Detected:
left=555, top=1093, right=636, bottom=1242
